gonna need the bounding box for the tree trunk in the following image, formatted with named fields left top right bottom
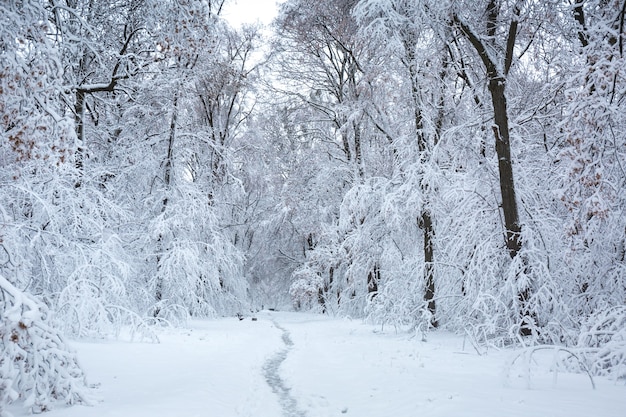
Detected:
left=367, top=262, right=380, bottom=296
left=455, top=6, right=531, bottom=335
left=353, top=120, right=364, bottom=178
left=489, top=78, right=531, bottom=335
left=74, top=90, right=85, bottom=186
left=489, top=80, right=522, bottom=259
left=154, top=91, right=178, bottom=317
left=421, top=211, right=437, bottom=326
left=403, top=32, right=438, bottom=327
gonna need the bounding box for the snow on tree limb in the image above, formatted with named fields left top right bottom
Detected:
left=0, top=275, right=92, bottom=415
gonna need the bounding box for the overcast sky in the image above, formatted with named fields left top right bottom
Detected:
left=222, top=0, right=284, bottom=28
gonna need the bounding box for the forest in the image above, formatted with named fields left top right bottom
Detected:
left=1, top=0, right=625, bottom=413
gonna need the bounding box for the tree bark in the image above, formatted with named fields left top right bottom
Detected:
left=367, top=262, right=380, bottom=295
left=490, top=82, right=522, bottom=258
left=353, top=120, right=364, bottom=178
left=74, top=90, right=85, bottom=187
left=402, top=27, right=438, bottom=327
left=454, top=10, right=523, bottom=259
left=455, top=5, right=531, bottom=334
left=421, top=211, right=437, bottom=325
left=154, top=91, right=178, bottom=317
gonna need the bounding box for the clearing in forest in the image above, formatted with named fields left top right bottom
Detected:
left=8, top=311, right=625, bottom=417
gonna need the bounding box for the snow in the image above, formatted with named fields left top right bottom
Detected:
left=8, top=312, right=625, bottom=417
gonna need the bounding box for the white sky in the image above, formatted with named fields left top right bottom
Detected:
left=222, top=0, right=284, bottom=28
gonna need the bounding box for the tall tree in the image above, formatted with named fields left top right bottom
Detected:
left=355, top=0, right=456, bottom=327
left=131, top=0, right=252, bottom=318
left=1, top=1, right=93, bottom=411
left=272, top=0, right=382, bottom=311
left=453, top=0, right=522, bottom=259
left=559, top=0, right=626, bottom=315
left=452, top=0, right=533, bottom=334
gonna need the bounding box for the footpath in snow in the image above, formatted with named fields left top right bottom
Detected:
left=8, top=311, right=625, bottom=417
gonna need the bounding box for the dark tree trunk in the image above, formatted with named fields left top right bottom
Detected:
left=455, top=6, right=532, bottom=335
left=74, top=90, right=85, bottom=187
left=317, top=265, right=335, bottom=313
left=317, top=283, right=326, bottom=312
left=421, top=211, right=437, bottom=326
left=353, top=121, right=364, bottom=178
left=367, top=262, right=380, bottom=296
left=489, top=80, right=522, bottom=259
left=490, top=80, right=530, bottom=335
left=403, top=32, right=438, bottom=327
left=455, top=12, right=523, bottom=258
left=154, top=91, right=178, bottom=317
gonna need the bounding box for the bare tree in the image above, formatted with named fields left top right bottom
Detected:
left=452, top=0, right=532, bottom=334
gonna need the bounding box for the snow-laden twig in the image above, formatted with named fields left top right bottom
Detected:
left=0, top=274, right=93, bottom=414
left=506, top=345, right=596, bottom=390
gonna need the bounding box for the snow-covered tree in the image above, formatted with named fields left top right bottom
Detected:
left=1, top=1, right=92, bottom=412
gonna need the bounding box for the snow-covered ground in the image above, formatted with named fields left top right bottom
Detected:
left=8, top=311, right=625, bottom=417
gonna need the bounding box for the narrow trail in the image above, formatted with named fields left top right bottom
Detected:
left=263, top=319, right=307, bottom=417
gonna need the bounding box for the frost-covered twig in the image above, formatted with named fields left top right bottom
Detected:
left=507, top=345, right=596, bottom=390
left=0, top=275, right=93, bottom=414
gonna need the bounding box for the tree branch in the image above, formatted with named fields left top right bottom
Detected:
left=504, top=20, right=518, bottom=75
left=453, top=15, right=499, bottom=78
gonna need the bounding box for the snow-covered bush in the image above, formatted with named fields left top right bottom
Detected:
left=289, top=267, right=325, bottom=311
left=0, top=275, right=92, bottom=415
left=141, top=182, right=248, bottom=319
left=0, top=0, right=154, bottom=343
left=365, top=277, right=433, bottom=334
left=577, top=306, right=626, bottom=379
